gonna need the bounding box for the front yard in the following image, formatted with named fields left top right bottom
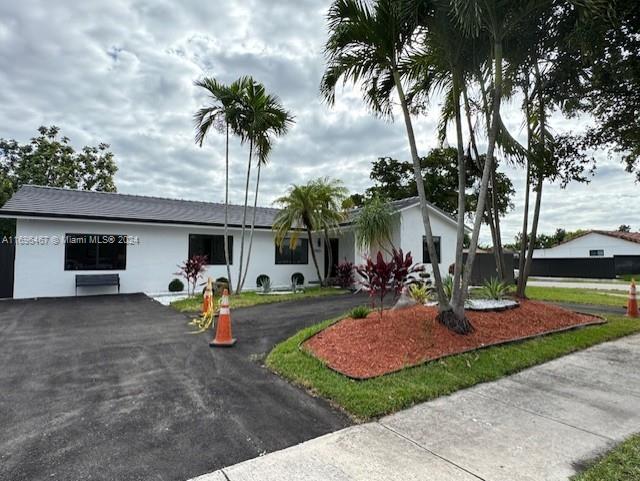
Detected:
left=525, top=286, right=628, bottom=308
left=171, top=286, right=347, bottom=312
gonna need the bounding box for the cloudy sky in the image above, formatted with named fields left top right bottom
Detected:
left=1, top=0, right=637, bottom=244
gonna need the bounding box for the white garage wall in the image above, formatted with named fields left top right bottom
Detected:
left=533, top=232, right=640, bottom=259
left=13, top=218, right=324, bottom=299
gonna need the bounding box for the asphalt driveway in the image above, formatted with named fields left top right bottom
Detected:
left=0, top=293, right=365, bottom=481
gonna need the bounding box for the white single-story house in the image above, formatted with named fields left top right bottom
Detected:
left=533, top=231, right=640, bottom=259
left=0, top=185, right=463, bottom=299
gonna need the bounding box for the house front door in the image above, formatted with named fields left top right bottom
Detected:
left=324, top=238, right=339, bottom=278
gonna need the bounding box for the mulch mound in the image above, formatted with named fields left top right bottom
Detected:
left=303, top=300, right=605, bottom=379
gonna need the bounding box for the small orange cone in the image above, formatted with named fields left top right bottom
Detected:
left=202, top=277, right=213, bottom=315
left=627, top=279, right=638, bottom=318
left=210, top=289, right=236, bottom=347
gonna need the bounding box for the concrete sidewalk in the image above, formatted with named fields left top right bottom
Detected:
left=191, top=334, right=640, bottom=481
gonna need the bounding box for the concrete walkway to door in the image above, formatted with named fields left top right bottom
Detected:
left=192, top=333, right=640, bottom=481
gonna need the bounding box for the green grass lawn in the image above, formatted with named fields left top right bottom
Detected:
left=266, top=313, right=640, bottom=420
left=170, top=286, right=347, bottom=312
left=618, top=274, right=640, bottom=282
left=525, top=286, right=627, bottom=308
left=572, top=433, right=640, bottom=481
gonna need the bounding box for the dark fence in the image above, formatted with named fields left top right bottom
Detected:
left=529, top=257, right=616, bottom=279
left=461, top=252, right=515, bottom=285
left=0, top=243, right=15, bottom=298
left=613, top=256, right=640, bottom=275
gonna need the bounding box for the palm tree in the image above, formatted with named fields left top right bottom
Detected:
left=193, top=77, right=249, bottom=292
left=236, top=81, right=294, bottom=293
left=272, top=183, right=325, bottom=284
left=353, top=195, right=396, bottom=255
left=321, top=0, right=455, bottom=327
left=312, top=177, right=348, bottom=284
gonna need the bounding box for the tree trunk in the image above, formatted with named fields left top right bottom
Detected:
left=457, top=40, right=504, bottom=314
left=521, top=61, right=546, bottom=291
left=235, top=138, right=253, bottom=294
left=324, top=228, right=332, bottom=287
left=223, top=123, right=233, bottom=294
left=239, top=160, right=261, bottom=291
left=475, top=69, right=505, bottom=281
left=450, top=72, right=468, bottom=316
left=391, top=68, right=449, bottom=312
left=307, top=227, right=323, bottom=285
left=516, top=82, right=532, bottom=298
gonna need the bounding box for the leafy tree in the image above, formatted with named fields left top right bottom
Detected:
left=356, top=149, right=514, bottom=220
left=618, top=225, right=632, bottom=233
left=0, top=126, right=117, bottom=235
left=354, top=195, right=396, bottom=254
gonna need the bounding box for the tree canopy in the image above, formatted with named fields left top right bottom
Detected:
left=0, top=126, right=118, bottom=235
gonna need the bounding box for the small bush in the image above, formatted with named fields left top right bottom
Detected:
left=408, top=284, right=429, bottom=304
left=291, top=272, right=305, bottom=286
left=442, top=275, right=454, bottom=300
left=335, top=260, right=355, bottom=288
left=257, top=274, right=271, bottom=293
left=168, top=278, right=184, bottom=292
left=348, top=305, right=371, bottom=319
left=481, top=277, right=510, bottom=300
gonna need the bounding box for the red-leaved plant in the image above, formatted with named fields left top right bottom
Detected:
left=391, top=248, right=424, bottom=295
left=335, top=259, right=355, bottom=288
left=176, top=255, right=208, bottom=296
left=356, top=252, right=396, bottom=315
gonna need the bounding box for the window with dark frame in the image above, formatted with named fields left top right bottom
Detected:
left=589, top=249, right=605, bottom=257
left=422, top=236, right=442, bottom=264
left=275, top=238, right=309, bottom=265
left=188, top=234, right=233, bottom=265
left=64, top=234, right=127, bottom=271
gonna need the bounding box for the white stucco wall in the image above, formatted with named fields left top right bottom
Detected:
left=12, top=217, right=324, bottom=299
left=533, top=233, right=640, bottom=259
left=398, top=205, right=458, bottom=274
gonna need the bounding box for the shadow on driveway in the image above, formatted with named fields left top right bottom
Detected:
left=0, top=293, right=368, bottom=481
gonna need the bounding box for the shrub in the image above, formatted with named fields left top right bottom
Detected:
left=481, top=277, right=510, bottom=300
left=348, top=305, right=371, bottom=319
left=175, top=255, right=208, bottom=296
left=214, top=277, right=229, bottom=296
left=408, top=284, right=429, bottom=304
left=335, top=259, right=354, bottom=288
left=356, top=252, right=396, bottom=314
left=390, top=248, right=424, bottom=295
left=291, top=272, right=305, bottom=286
left=257, top=274, right=271, bottom=293
left=168, top=278, right=184, bottom=292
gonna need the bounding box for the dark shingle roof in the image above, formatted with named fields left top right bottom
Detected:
left=0, top=185, right=281, bottom=228
left=0, top=186, right=461, bottom=229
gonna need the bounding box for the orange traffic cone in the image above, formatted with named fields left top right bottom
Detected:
left=627, top=279, right=638, bottom=318
left=202, top=277, right=213, bottom=315
left=210, top=289, right=236, bottom=347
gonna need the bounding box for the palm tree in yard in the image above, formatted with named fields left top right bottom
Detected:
left=236, top=81, right=294, bottom=293
left=311, top=177, right=348, bottom=283
left=321, top=0, right=461, bottom=328
left=273, top=178, right=346, bottom=286
left=194, top=77, right=250, bottom=292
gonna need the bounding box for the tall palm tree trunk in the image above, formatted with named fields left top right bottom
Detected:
left=475, top=70, right=505, bottom=281
left=391, top=68, right=448, bottom=311
left=235, top=139, right=253, bottom=294
left=239, top=161, right=262, bottom=290
left=223, top=122, right=233, bottom=293
left=457, top=40, right=504, bottom=317
left=521, top=61, right=546, bottom=291
left=517, top=82, right=532, bottom=298
left=450, top=74, right=468, bottom=313
left=307, top=227, right=323, bottom=285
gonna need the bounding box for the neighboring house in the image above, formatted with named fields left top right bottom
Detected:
left=531, top=230, right=640, bottom=279
left=533, top=231, right=640, bottom=258
left=0, top=185, right=463, bottom=299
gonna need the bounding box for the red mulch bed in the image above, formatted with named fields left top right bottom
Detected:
left=303, top=300, right=605, bottom=379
